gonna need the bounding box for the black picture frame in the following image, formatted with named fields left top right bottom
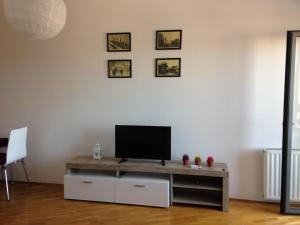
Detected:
left=155, top=58, right=181, bottom=77
left=156, top=30, right=182, bottom=50
left=107, top=32, right=131, bottom=52
left=108, top=60, right=132, bottom=78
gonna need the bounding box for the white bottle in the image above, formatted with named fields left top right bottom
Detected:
left=93, top=143, right=101, bottom=160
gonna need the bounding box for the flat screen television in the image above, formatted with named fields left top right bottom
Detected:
left=115, top=125, right=171, bottom=165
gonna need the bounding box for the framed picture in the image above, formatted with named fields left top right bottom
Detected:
left=156, top=58, right=181, bottom=77
left=107, top=32, right=131, bottom=52
left=156, top=30, right=182, bottom=50
left=108, top=60, right=132, bottom=78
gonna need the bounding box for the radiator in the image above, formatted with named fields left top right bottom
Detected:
left=263, top=149, right=300, bottom=202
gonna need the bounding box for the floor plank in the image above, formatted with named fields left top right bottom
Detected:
left=0, top=182, right=299, bottom=225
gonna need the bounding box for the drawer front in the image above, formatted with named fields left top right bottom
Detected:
left=115, top=179, right=169, bottom=208
left=64, top=175, right=114, bottom=202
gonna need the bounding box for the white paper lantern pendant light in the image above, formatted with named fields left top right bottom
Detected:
left=3, top=0, right=67, bottom=39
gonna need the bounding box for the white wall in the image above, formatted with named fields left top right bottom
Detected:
left=0, top=0, right=300, bottom=201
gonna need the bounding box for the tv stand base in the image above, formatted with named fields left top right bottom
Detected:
left=65, top=156, right=229, bottom=211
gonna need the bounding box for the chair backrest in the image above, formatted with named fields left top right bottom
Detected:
left=5, top=127, right=27, bottom=166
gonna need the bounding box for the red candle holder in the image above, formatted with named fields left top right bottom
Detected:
left=207, top=156, right=214, bottom=167
left=182, top=154, right=189, bottom=166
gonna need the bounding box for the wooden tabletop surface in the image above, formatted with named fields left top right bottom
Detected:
left=66, top=156, right=228, bottom=177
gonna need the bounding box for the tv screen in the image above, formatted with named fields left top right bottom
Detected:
left=115, top=125, right=171, bottom=161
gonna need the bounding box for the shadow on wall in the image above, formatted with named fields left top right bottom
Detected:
left=237, top=149, right=264, bottom=200
left=231, top=33, right=285, bottom=200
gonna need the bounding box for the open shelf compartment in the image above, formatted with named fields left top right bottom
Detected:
left=68, top=168, right=117, bottom=177
left=173, top=174, right=222, bottom=191
left=172, top=187, right=222, bottom=207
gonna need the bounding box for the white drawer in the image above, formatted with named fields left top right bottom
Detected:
left=64, top=175, right=115, bottom=202
left=115, top=176, right=170, bottom=208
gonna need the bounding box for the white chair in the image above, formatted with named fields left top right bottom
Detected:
left=0, top=127, right=30, bottom=200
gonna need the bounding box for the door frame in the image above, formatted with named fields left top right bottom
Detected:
left=281, top=30, right=300, bottom=214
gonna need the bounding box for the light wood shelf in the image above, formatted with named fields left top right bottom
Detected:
left=172, top=182, right=222, bottom=191
left=173, top=197, right=222, bottom=207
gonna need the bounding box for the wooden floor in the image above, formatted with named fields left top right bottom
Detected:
left=0, top=183, right=300, bottom=225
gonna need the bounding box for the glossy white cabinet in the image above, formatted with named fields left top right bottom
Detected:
left=115, top=175, right=170, bottom=207
left=64, top=174, right=115, bottom=202
left=64, top=173, right=169, bottom=208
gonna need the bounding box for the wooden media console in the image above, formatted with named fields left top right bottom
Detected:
left=64, top=156, right=229, bottom=211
